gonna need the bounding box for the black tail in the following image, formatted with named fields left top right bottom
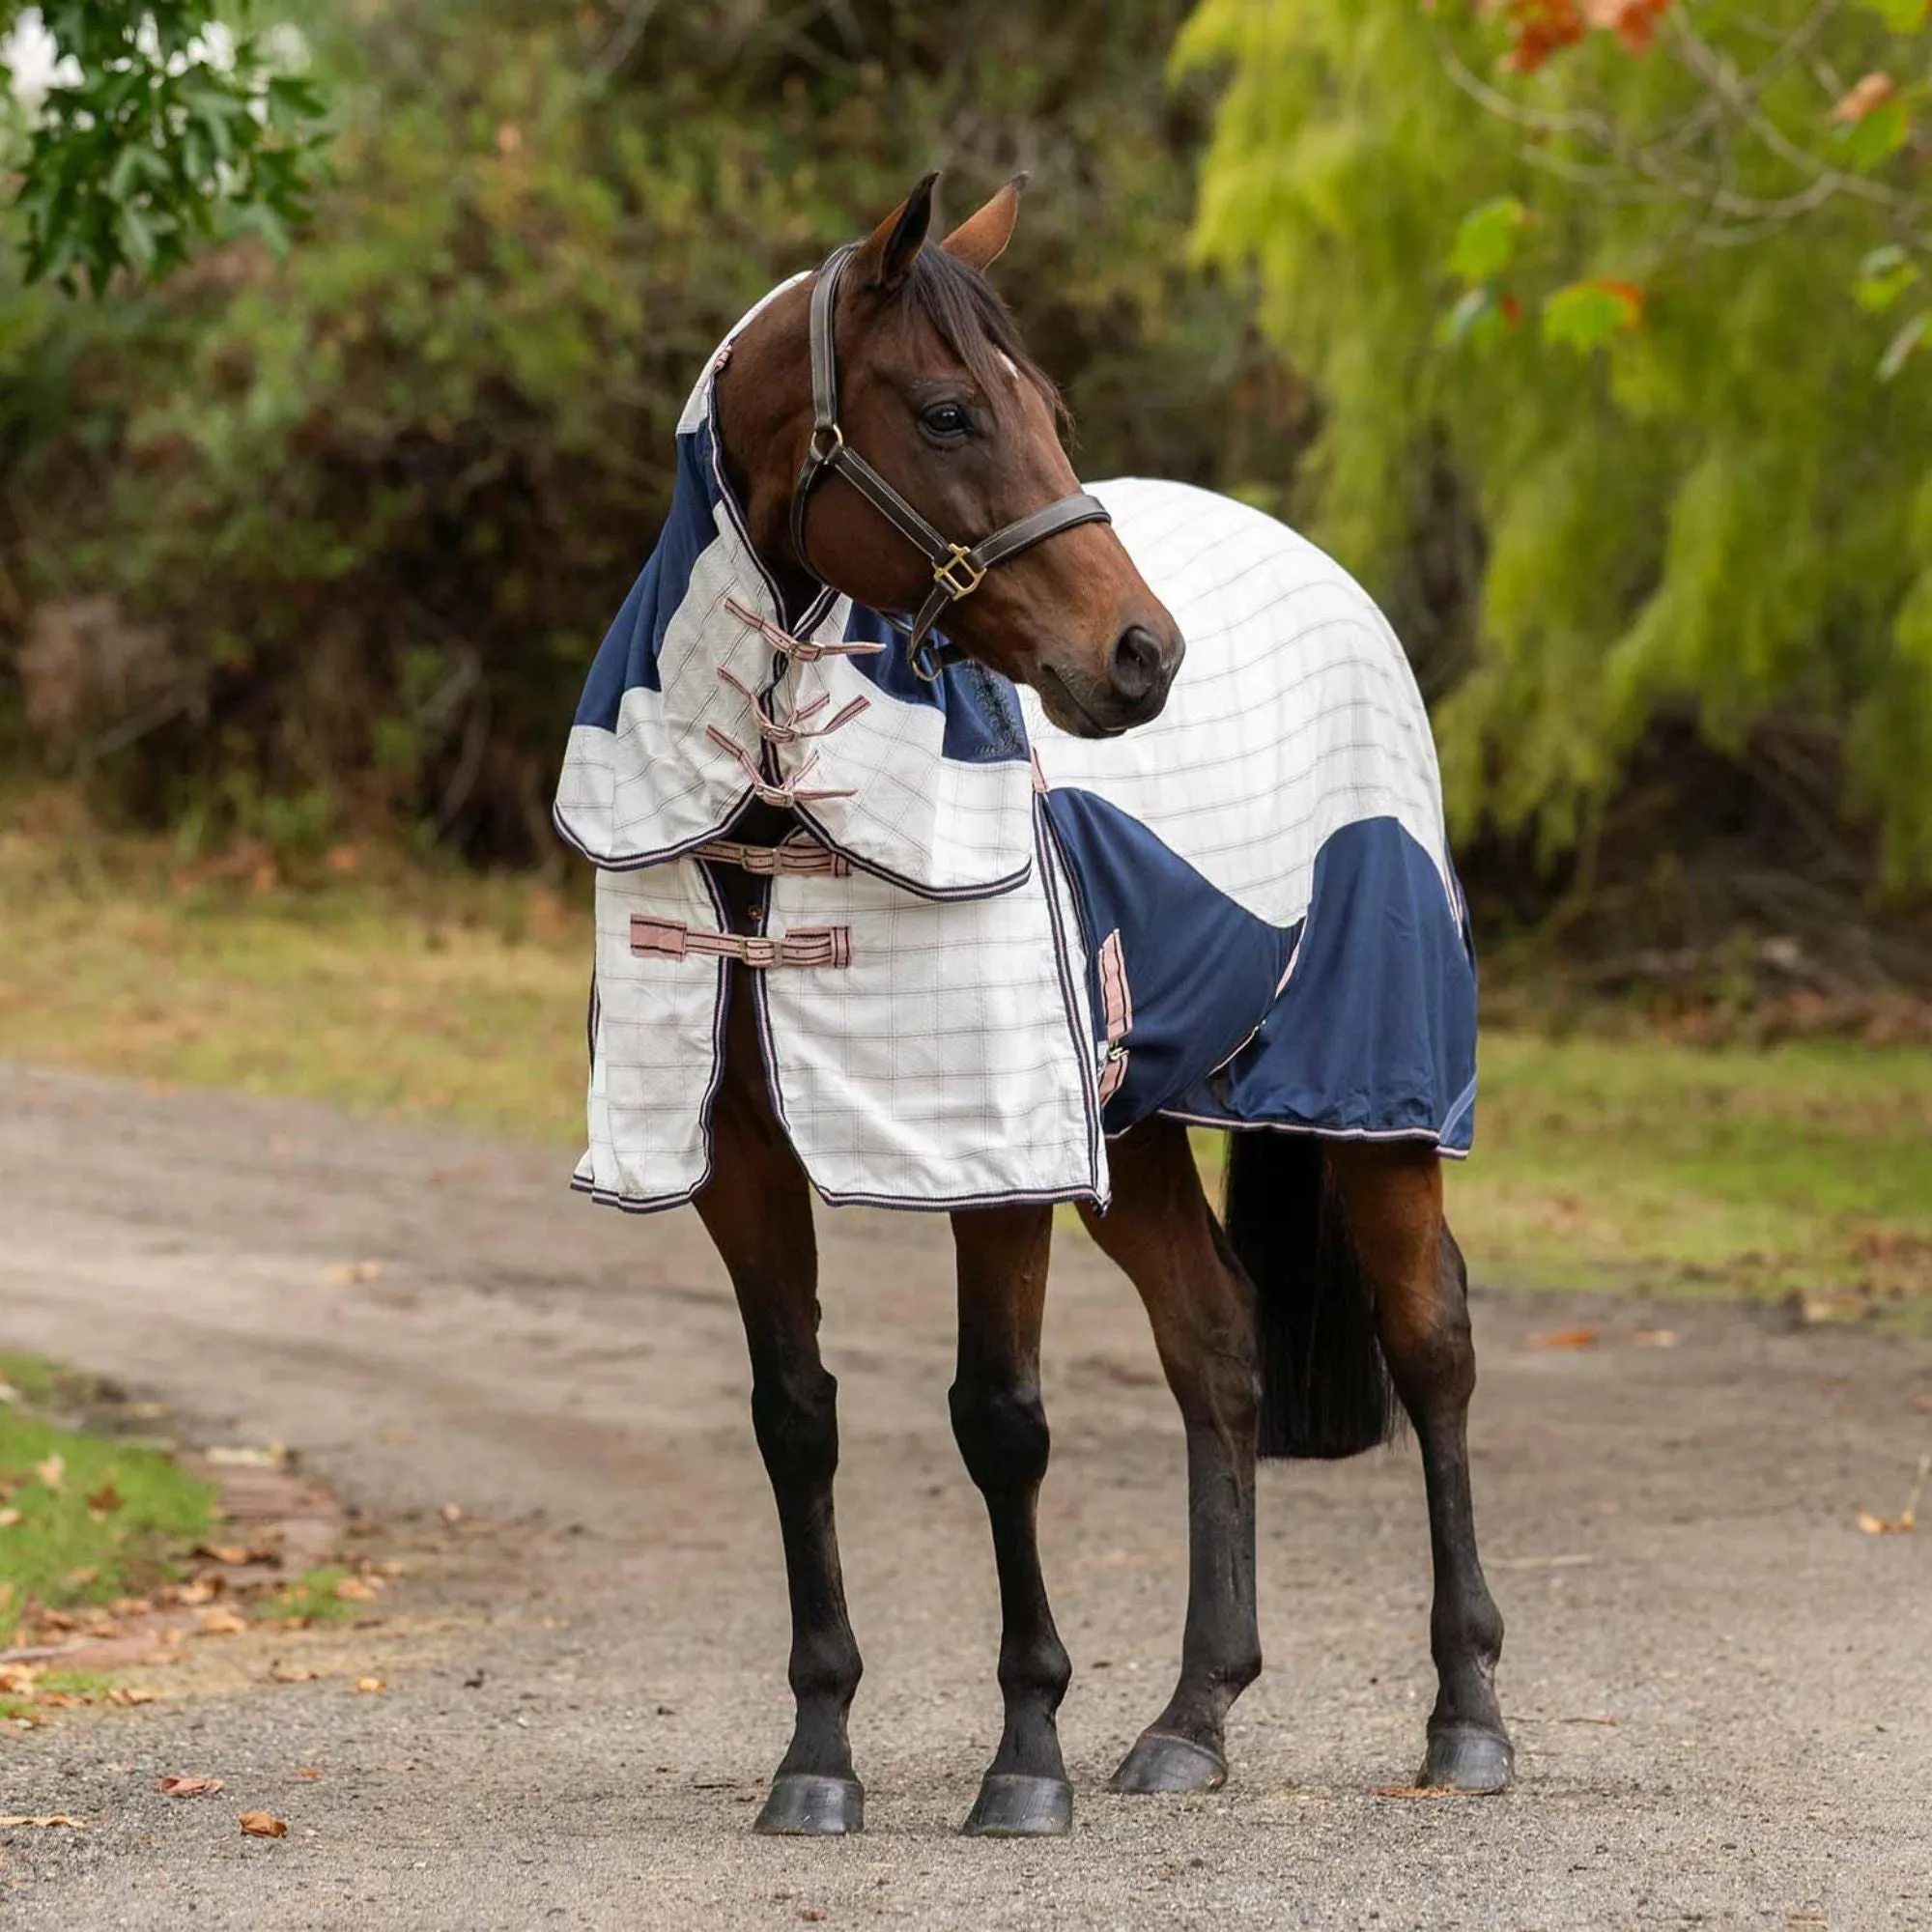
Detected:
left=1222, top=1132, right=1397, bottom=1461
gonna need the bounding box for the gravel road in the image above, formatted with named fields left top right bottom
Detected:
left=2, top=1062, right=1928, bottom=1929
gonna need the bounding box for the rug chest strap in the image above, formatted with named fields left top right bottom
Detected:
left=630, top=915, right=851, bottom=970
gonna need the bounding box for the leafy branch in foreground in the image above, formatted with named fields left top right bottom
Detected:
left=1433, top=1, right=1932, bottom=377
left=6, top=2, right=327, bottom=293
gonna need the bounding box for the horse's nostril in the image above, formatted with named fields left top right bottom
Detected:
left=1112, top=624, right=1162, bottom=701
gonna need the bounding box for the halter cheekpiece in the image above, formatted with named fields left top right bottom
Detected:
left=788, top=242, right=1114, bottom=682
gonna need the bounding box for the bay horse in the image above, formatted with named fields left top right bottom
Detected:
left=559, top=174, right=1510, bottom=1836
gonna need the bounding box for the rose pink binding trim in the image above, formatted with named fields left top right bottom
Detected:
left=1096, top=928, right=1133, bottom=1104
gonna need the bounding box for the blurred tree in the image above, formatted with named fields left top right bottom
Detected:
left=0, top=0, right=1288, bottom=860
left=2, top=3, right=327, bottom=291
left=1179, top=0, right=1932, bottom=890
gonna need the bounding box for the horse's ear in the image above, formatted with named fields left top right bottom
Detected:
left=853, top=172, right=939, bottom=294
left=941, top=173, right=1028, bottom=273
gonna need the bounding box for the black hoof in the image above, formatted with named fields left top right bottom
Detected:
left=1109, top=1728, right=1229, bottom=1795
left=960, top=1773, right=1074, bottom=1837
left=753, top=1774, right=866, bottom=1835
left=1418, top=1723, right=1514, bottom=1794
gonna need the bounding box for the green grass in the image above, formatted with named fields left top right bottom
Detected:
left=259, top=1566, right=360, bottom=1625
left=0, top=796, right=587, bottom=1143
left=3, top=796, right=1929, bottom=1317
left=0, top=1386, right=217, bottom=1644
left=1450, top=1034, right=1932, bottom=1308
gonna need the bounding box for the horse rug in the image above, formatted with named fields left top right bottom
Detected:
left=554, top=296, right=1478, bottom=1213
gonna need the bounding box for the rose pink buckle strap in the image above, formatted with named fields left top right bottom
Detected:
left=1096, top=928, right=1134, bottom=1105
left=630, top=915, right=851, bottom=970
left=723, top=595, right=886, bottom=665
left=705, top=725, right=856, bottom=807
left=696, top=837, right=852, bottom=879
left=716, top=666, right=870, bottom=745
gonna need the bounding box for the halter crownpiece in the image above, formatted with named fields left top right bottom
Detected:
left=789, top=242, right=1114, bottom=682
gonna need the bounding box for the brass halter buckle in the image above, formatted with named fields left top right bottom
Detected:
left=932, top=544, right=986, bottom=601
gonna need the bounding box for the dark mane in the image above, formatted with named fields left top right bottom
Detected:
left=899, top=245, right=1066, bottom=425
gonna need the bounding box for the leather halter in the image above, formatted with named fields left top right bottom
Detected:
left=788, top=242, right=1113, bottom=682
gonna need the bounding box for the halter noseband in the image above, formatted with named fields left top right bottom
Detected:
left=788, top=242, right=1113, bottom=683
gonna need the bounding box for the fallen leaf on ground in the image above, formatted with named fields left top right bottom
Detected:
left=1633, top=1329, right=1679, bottom=1348
left=33, top=1454, right=65, bottom=1492
left=1857, top=1510, right=1913, bottom=1535
left=1791, top=1290, right=1866, bottom=1325
left=439, top=1502, right=465, bottom=1524
left=193, top=1545, right=256, bottom=1567
left=205, top=1445, right=287, bottom=1469
left=159, top=1776, right=224, bottom=1798
left=108, top=1687, right=157, bottom=1707
left=111, top=1596, right=153, bottom=1616
left=0, top=1509, right=21, bottom=1528
left=269, top=1662, right=321, bottom=1684
left=333, top=1577, right=381, bottom=1603
left=175, top=1578, right=220, bottom=1606
left=64, top=1567, right=99, bottom=1589
left=355, top=1676, right=387, bottom=1694
left=0, top=1815, right=83, bottom=1829
left=1857, top=1452, right=1929, bottom=1536
left=323, top=1260, right=384, bottom=1286
left=294, top=1768, right=323, bottom=1780
left=1527, top=1326, right=1599, bottom=1351
left=86, top=1483, right=123, bottom=1516
left=1372, top=1785, right=1466, bottom=1800
left=239, top=1810, right=288, bottom=1838
left=196, top=1607, right=249, bottom=1636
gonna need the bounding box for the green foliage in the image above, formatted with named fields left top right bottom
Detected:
left=0, top=1406, right=216, bottom=1641
left=0, top=0, right=1268, bottom=855
left=1179, top=0, right=1932, bottom=888
left=5, top=2, right=327, bottom=292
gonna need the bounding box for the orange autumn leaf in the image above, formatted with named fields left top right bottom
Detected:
left=1590, top=0, right=1668, bottom=53
left=1833, top=73, right=1896, bottom=126
left=239, top=1811, right=288, bottom=1838
left=159, top=1776, right=224, bottom=1798
left=1528, top=1325, right=1600, bottom=1351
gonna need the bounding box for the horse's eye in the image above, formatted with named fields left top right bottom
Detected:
left=922, top=402, right=972, bottom=439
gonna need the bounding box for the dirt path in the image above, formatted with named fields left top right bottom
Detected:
left=3, top=1061, right=1929, bottom=1930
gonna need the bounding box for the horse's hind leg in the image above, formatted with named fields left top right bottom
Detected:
left=949, top=1203, right=1075, bottom=1837
left=1077, top=1119, right=1262, bottom=1795
left=693, top=975, right=864, bottom=1835
left=1328, top=1142, right=1513, bottom=1792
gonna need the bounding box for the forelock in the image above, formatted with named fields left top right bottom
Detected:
left=896, top=246, right=1065, bottom=423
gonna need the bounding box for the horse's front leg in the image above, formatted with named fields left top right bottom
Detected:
left=949, top=1202, right=1074, bottom=1837
left=694, top=967, right=864, bottom=1835
left=1077, top=1119, right=1262, bottom=1794
left=1328, top=1142, right=1512, bottom=1792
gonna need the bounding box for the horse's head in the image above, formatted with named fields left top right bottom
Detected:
left=715, top=174, right=1183, bottom=738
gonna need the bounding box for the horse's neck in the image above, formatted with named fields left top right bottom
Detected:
left=711, top=340, right=820, bottom=628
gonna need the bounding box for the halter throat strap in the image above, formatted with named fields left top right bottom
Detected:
left=788, top=242, right=1112, bottom=682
